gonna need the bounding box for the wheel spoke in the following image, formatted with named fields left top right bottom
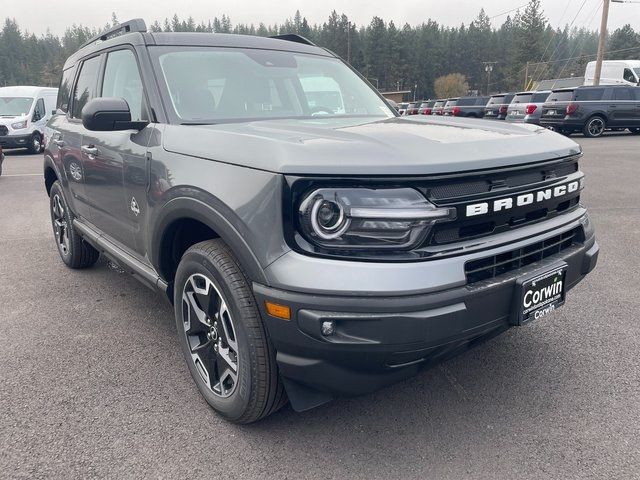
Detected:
left=182, top=291, right=210, bottom=333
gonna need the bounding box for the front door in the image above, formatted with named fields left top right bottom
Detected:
left=610, top=87, right=635, bottom=127
left=81, top=48, right=152, bottom=250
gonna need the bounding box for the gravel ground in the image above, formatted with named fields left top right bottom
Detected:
left=0, top=132, right=639, bottom=479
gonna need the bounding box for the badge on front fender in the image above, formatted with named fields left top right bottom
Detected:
left=512, top=262, right=568, bottom=325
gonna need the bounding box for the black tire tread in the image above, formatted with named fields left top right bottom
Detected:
left=184, top=239, right=286, bottom=423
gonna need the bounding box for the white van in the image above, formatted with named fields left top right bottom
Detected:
left=0, top=86, right=58, bottom=152
left=584, top=60, right=640, bottom=86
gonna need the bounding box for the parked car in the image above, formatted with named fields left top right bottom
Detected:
left=418, top=100, right=436, bottom=115
left=584, top=60, right=640, bottom=86
left=442, top=98, right=459, bottom=116
left=431, top=99, right=446, bottom=115
left=444, top=96, right=490, bottom=118
left=0, top=86, right=58, bottom=152
left=506, top=91, right=551, bottom=125
left=397, top=102, right=409, bottom=115
left=0, top=144, right=4, bottom=176
left=539, top=85, right=640, bottom=137
left=45, top=19, right=598, bottom=423
left=404, top=101, right=423, bottom=115
left=484, top=93, right=515, bottom=120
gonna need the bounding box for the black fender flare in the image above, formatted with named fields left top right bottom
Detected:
left=43, top=153, right=65, bottom=194
left=149, top=195, right=268, bottom=286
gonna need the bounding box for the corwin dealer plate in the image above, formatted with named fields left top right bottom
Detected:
left=514, top=262, right=567, bottom=325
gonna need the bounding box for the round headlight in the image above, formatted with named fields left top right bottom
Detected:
left=310, top=197, right=349, bottom=239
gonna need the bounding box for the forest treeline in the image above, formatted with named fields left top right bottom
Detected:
left=1, top=0, right=639, bottom=98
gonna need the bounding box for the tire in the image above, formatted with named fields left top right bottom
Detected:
left=174, top=239, right=286, bottom=423
left=27, top=133, right=42, bottom=154
left=582, top=116, right=606, bottom=138
left=49, top=181, right=100, bottom=268
left=629, top=128, right=640, bottom=135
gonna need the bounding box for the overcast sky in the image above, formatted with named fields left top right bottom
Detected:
left=4, top=0, right=640, bottom=36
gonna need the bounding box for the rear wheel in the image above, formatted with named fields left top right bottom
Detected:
left=49, top=181, right=99, bottom=268
left=174, top=239, right=286, bottom=423
left=583, top=116, right=606, bottom=138
left=27, top=133, right=42, bottom=153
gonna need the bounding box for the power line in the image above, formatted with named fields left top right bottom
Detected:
left=489, top=3, right=530, bottom=19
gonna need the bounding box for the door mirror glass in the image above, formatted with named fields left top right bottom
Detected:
left=81, top=97, right=147, bottom=131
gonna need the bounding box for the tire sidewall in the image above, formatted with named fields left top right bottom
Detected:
left=29, top=133, right=42, bottom=153
left=584, top=117, right=605, bottom=138
left=49, top=182, right=74, bottom=266
left=174, top=251, right=255, bottom=420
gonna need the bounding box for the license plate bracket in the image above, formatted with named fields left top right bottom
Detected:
left=512, top=262, right=568, bottom=325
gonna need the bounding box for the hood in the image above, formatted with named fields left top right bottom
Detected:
left=163, top=116, right=581, bottom=176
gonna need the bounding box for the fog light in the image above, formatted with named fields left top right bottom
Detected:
left=321, top=320, right=336, bottom=336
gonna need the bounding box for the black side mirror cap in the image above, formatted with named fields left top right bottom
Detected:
left=82, top=97, right=148, bottom=132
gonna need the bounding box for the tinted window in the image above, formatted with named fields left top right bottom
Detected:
left=102, top=49, right=147, bottom=121
left=475, top=97, right=490, bottom=105
left=531, top=92, right=550, bottom=103
left=547, top=90, right=574, bottom=102
left=613, top=88, right=632, bottom=101
left=32, top=98, right=45, bottom=121
left=574, top=88, right=604, bottom=101
left=487, top=95, right=506, bottom=106
left=457, top=97, right=476, bottom=106
left=512, top=93, right=533, bottom=104
left=444, top=99, right=458, bottom=107
left=623, top=68, right=636, bottom=83
left=153, top=47, right=393, bottom=122
left=503, top=94, right=515, bottom=103
left=57, top=67, right=76, bottom=113
left=72, top=56, right=101, bottom=118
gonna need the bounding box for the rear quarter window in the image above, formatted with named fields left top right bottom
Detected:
left=574, top=88, right=605, bottom=101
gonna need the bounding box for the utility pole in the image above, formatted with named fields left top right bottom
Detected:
left=346, top=21, right=352, bottom=64
left=483, top=62, right=496, bottom=95
left=524, top=62, right=530, bottom=90
left=594, top=0, right=611, bottom=86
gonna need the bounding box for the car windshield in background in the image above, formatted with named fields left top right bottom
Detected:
left=531, top=92, right=550, bottom=103
left=151, top=47, right=394, bottom=123
left=547, top=90, right=574, bottom=102
left=0, top=97, right=33, bottom=116
left=511, top=93, right=533, bottom=104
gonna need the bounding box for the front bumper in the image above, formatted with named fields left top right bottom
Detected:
left=0, top=134, right=31, bottom=149
left=253, top=218, right=598, bottom=410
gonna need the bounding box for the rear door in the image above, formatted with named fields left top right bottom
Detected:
left=610, top=87, right=635, bottom=126
left=80, top=47, right=152, bottom=251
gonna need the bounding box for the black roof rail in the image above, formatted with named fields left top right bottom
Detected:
left=270, top=34, right=315, bottom=46
left=80, top=18, right=147, bottom=49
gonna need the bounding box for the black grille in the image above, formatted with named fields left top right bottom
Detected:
left=0, top=126, right=7, bottom=136
left=464, top=227, right=582, bottom=284
left=428, top=159, right=579, bottom=201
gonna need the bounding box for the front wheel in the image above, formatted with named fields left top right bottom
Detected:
left=49, top=181, right=99, bottom=268
left=27, top=133, right=42, bottom=153
left=174, top=239, right=286, bottom=423
left=583, top=116, right=606, bottom=138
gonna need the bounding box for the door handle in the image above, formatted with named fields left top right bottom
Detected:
left=81, top=145, right=99, bottom=157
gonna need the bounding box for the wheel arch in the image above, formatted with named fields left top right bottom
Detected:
left=151, top=196, right=269, bottom=299
left=43, top=154, right=62, bottom=196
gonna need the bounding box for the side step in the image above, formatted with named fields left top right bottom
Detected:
left=73, top=218, right=168, bottom=293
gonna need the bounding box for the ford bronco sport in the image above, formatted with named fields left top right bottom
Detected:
left=44, top=20, right=599, bottom=423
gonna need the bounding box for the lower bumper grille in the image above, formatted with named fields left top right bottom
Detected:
left=0, top=126, right=7, bottom=136
left=465, top=227, right=583, bottom=284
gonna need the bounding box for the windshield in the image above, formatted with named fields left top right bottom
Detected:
left=151, top=46, right=394, bottom=123
left=0, top=97, right=34, bottom=117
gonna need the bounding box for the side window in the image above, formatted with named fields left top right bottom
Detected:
left=102, top=49, right=147, bottom=121
left=613, top=88, right=632, bottom=101
left=623, top=68, right=636, bottom=84
left=56, top=67, right=76, bottom=113
left=32, top=98, right=45, bottom=121
left=72, top=56, right=101, bottom=118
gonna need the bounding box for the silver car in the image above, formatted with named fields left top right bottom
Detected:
left=506, top=91, right=551, bottom=125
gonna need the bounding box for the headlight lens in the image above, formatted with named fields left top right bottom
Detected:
left=11, top=120, right=27, bottom=130
left=298, top=187, right=455, bottom=251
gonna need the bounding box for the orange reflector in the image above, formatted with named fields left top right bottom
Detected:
left=265, top=302, right=291, bottom=320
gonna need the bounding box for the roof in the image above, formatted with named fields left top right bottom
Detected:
left=64, top=19, right=331, bottom=69
left=0, top=86, right=57, bottom=96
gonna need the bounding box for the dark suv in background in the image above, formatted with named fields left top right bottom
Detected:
left=444, top=96, right=490, bottom=118
left=506, top=91, right=551, bottom=125
left=485, top=93, right=515, bottom=120
left=540, top=85, right=640, bottom=137
left=44, top=19, right=598, bottom=423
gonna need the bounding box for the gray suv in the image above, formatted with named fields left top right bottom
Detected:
left=44, top=20, right=599, bottom=423
left=506, top=91, right=551, bottom=125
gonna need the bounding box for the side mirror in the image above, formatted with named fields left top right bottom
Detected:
left=82, top=97, right=148, bottom=131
